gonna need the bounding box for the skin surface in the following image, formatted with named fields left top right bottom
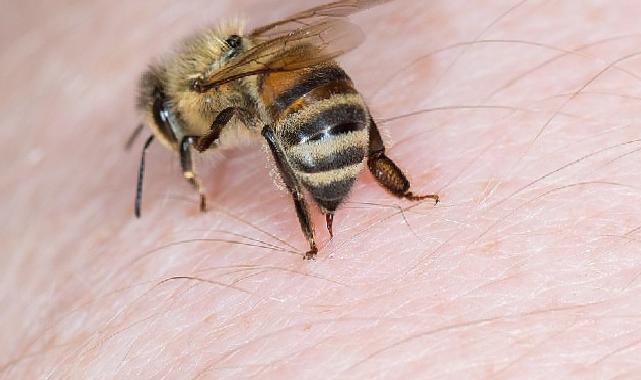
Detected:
left=2, top=0, right=641, bottom=378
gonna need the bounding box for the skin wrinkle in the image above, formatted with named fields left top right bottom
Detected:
left=9, top=219, right=272, bottom=355
left=483, top=51, right=641, bottom=209
left=3, top=0, right=641, bottom=379
left=343, top=300, right=609, bottom=373
left=131, top=207, right=310, bottom=262
left=483, top=33, right=641, bottom=102
left=193, top=315, right=434, bottom=378
left=591, top=334, right=641, bottom=367
left=76, top=258, right=276, bottom=377
left=344, top=201, right=430, bottom=245
left=59, top=284, right=194, bottom=368
left=472, top=181, right=635, bottom=247
left=491, top=328, right=575, bottom=378
left=1, top=264, right=192, bottom=375
left=528, top=50, right=641, bottom=145
left=380, top=104, right=572, bottom=124
left=484, top=137, right=641, bottom=214
left=193, top=264, right=351, bottom=288
left=206, top=204, right=301, bottom=251
left=169, top=228, right=296, bottom=252
left=426, top=0, right=531, bottom=95
left=371, top=35, right=641, bottom=102
left=324, top=196, right=439, bottom=259
left=112, top=279, right=255, bottom=378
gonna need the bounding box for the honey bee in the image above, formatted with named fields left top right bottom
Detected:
left=132, top=0, right=439, bottom=259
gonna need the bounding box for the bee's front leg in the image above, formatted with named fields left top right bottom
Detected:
left=180, top=137, right=207, bottom=212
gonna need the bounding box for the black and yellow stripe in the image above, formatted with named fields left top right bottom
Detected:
left=260, top=64, right=370, bottom=213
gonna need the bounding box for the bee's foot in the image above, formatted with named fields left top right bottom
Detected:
left=405, top=192, right=439, bottom=204
left=303, top=247, right=318, bottom=260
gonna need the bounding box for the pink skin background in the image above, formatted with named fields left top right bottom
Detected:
left=2, top=0, right=641, bottom=378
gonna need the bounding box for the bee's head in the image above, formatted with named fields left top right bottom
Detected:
left=138, top=66, right=182, bottom=150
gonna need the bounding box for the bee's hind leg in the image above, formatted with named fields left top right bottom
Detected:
left=180, top=137, right=207, bottom=212
left=367, top=118, right=439, bottom=204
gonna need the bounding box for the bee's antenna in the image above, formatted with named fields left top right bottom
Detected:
left=135, top=135, right=155, bottom=218
left=125, top=124, right=144, bottom=151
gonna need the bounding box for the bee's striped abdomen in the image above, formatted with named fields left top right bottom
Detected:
left=259, top=64, right=370, bottom=213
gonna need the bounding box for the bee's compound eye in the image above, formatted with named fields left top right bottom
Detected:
left=226, top=35, right=242, bottom=49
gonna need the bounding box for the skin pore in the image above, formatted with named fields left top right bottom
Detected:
left=2, top=0, right=641, bottom=378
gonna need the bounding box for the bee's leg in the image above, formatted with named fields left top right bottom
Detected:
left=262, top=125, right=318, bottom=260
left=367, top=118, right=439, bottom=203
left=180, top=136, right=207, bottom=212
left=195, top=107, right=238, bottom=152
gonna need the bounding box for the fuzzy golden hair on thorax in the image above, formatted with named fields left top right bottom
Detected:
left=166, top=19, right=246, bottom=96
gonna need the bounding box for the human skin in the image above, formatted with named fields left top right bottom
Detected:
left=2, top=0, right=641, bottom=378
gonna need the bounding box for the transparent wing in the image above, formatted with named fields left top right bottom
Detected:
left=191, top=19, right=364, bottom=92
left=251, top=0, right=393, bottom=38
